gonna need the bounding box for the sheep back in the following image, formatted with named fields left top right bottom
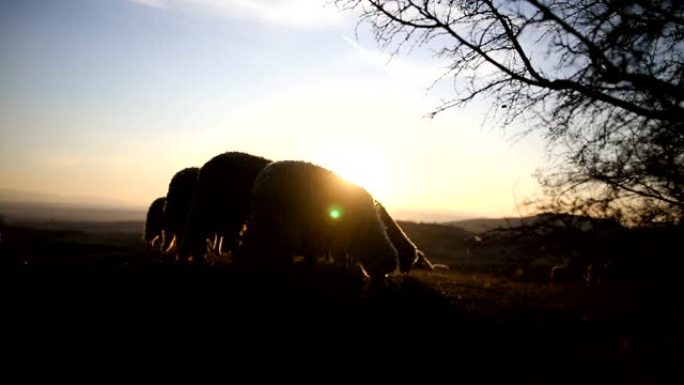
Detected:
left=144, top=196, right=166, bottom=243
left=182, top=151, right=272, bottom=258
left=242, top=160, right=397, bottom=279
left=162, top=167, right=199, bottom=252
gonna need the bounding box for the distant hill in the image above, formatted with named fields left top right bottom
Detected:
left=0, top=201, right=146, bottom=223
left=397, top=220, right=474, bottom=264
left=391, top=208, right=476, bottom=223
left=0, top=188, right=143, bottom=209
left=448, top=213, right=622, bottom=234
left=0, top=188, right=146, bottom=225
left=446, top=217, right=532, bottom=233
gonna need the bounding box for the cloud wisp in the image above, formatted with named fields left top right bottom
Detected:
left=128, top=0, right=166, bottom=8
left=128, top=0, right=345, bottom=26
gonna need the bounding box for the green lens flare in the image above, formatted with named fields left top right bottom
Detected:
left=329, top=205, right=344, bottom=220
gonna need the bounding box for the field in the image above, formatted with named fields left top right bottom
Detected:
left=0, top=218, right=682, bottom=382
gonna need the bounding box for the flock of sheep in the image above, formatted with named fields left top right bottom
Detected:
left=144, top=151, right=432, bottom=280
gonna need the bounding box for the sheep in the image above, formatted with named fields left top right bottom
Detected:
left=180, top=151, right=272, bottom=262
left=584, top=261, right=617, bottom=286
left=238, top=160, right=398, bottom=280
left=162, top=167, right=199, bottom=260
left=432, top=263, right=450, bottom=271
left=412, top=250, right=437, bottom=271
left=143, top=196, right=166, bottom=253
left=374, top=201, right=420, bottom=273
left=549, top=263, right=587, bottom=284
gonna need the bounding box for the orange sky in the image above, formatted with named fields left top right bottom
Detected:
left=0, top=0, right=545, bottom=221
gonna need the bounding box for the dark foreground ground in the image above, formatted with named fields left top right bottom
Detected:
left=0, top=222, right=682, bottom=383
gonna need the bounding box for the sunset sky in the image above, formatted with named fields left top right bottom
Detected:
left=0, top=0, right=546, bottom=221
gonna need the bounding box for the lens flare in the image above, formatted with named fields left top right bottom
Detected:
left=328, top=205, right=344, bottom=220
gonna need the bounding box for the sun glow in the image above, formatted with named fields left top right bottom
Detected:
left=316, top=143, right=397, bottom=205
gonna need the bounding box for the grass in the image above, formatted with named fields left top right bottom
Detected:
left=0, top=221, right=682, bottom=382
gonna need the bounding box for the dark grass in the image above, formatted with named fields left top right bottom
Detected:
left=0, top=224, right=682, bottom=382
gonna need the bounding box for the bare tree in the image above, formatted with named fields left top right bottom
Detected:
left=336, top=0, right=684, bottom=226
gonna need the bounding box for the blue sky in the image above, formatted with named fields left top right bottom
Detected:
left=0, top=0, right=546, bottom=221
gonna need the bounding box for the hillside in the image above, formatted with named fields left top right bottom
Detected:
left=0, top=201, right=145, bottom=223
left=0, top=216, right=684, bottom=384
left=0, top=219, right=680, bottom=382
left=446, top=216, right=528, bottom=233
left=398, top=220, right=473, bottom=262
left=0, top=188, right=142, bottom=208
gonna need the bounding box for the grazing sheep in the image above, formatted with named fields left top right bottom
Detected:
left=412, top=250, right=437, bottom=271
left=162, top=167, right=199, bottom=258
left=374, top=201, right=419, bottom=274
left=432, top=263, right=450, bottom=271
left=239, top=160, right=398, bottom=280
left=143, top=196, right=166, bottom=253
left=585, top=261, right=617, bottom=286
left=549, top=263, right=586, bottom=284
left=180, top=152, right=272, bottom=262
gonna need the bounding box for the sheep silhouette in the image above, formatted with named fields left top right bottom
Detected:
left=162, top=167, right=199, bottom=259
left=413, top=250, right=438, bottom=271
left=143, top=196, right=166, bottom=253
left=549, top=263, right=587, bottom=284
left=181, top=151, right=272, bottom=262
left=238, top=160, right=398, bottom=280
left=374, top=200, right=420, bottom=274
